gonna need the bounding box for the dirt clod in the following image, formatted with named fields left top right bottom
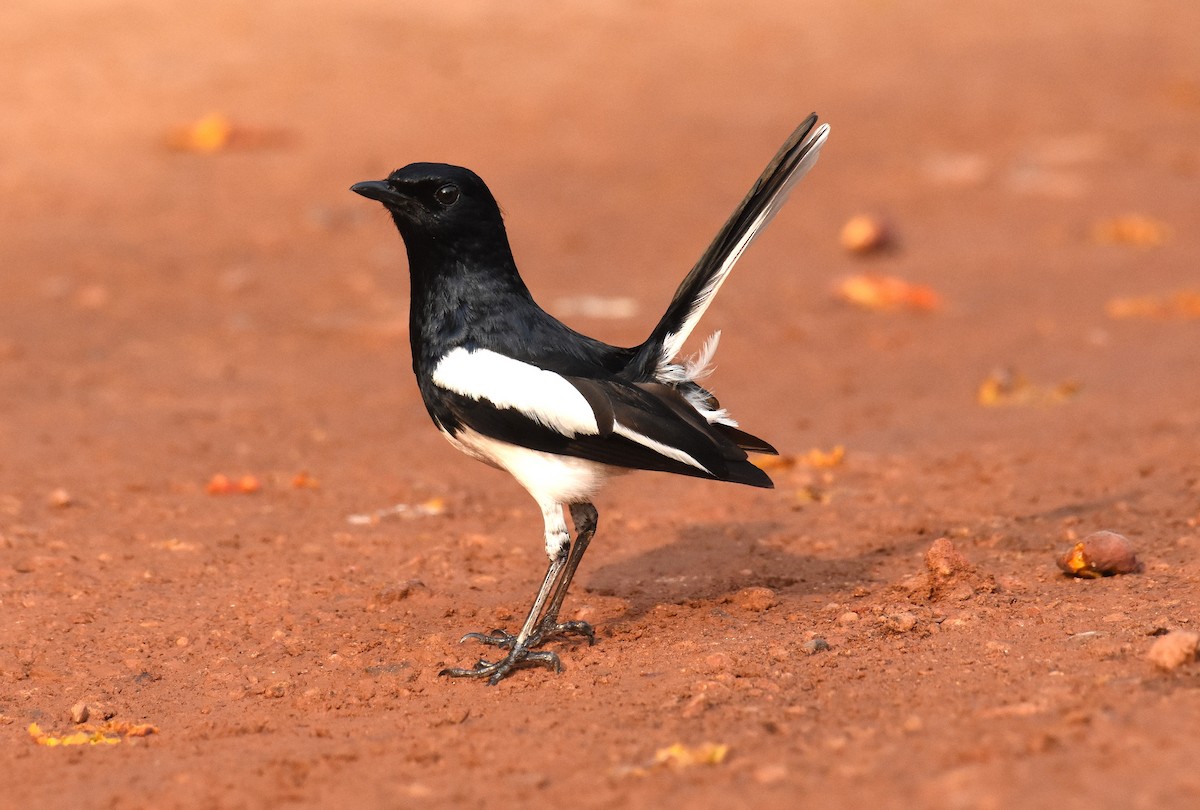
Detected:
left=1146, top=630, right=1200, bottom=671
left=925, top=537, right=970, bottom=578
left=918, top=538, right=994, bottom=602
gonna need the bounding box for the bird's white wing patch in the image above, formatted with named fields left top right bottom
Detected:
left=432, top=348, right=600, bottom=437
left=612, top=421, right=710, bottom=474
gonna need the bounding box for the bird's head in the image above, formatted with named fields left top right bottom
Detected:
left=351, top=163, right=505, bottom=247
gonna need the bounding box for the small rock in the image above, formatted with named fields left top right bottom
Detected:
left=882, top=612, right=918, bottom=633
left=728, top=586, right=778, bottom=612
left=800, top=638, right=830, bottom=655
left=836, top=611, right=860, bottom=625
left=840, top=214, right=891, bottom=254
left=705, top=652, right=731, bottom=670
left=70, top=701, right=89, bottom=724
left=680, top=693, right=709, bottom=719
left=48, top=489, right=74, bottom=508
left=375, top=579, right=427, bottom=605
left=1147, top=630, right=1200, bottom=671
left=1057, top=531, right=1141, bottom=578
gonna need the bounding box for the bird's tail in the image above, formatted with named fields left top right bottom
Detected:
left=630, top=114, right=830, bottom=378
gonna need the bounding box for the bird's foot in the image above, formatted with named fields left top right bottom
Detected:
left=459, top=618, right=595, bottom=651
left=533, top=618, right=596, bottom=647
left=441, top=619, right=595, bottom=684
left=439, top=646, right=562, bottom=685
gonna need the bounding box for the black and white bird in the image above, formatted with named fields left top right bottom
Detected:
left=352, top=113, right=829, bottom=684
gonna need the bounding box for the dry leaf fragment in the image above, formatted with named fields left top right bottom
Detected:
left=206, top=474, right=261, bottom=495
left=165, top=113, right=292, bottom=153
left=835, top=273, right=940, bottom=312
left=205, top=474, right=234, bottom=495
left=802, top=445, right=845, bottom=468
left=291, top=471, right=321, bottom=489
left=28, top=719, right=156, bottom=747
left=977, top=368, right=1079, bottom=406
left=1106, top=290, right=1200, bottom=320
left=166, top=113, right=233, bottom=153
left=752, top=445, right=845, bottom=471
left=1092, top=215, right=1169, bottom=247
left=653, top=742, right=730, bottom=768
left=152, top=538, right=198, bottom=552
left=794, top=485, right=832, bottom=504
left=347, top=497, right=446, bottom=525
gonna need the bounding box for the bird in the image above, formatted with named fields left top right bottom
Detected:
left=351, top=113, right=829, bottom=684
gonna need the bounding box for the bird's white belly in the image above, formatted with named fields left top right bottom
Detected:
left=441, top=427, right=614, bottom=505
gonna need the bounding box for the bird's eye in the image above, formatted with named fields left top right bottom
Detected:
left=434, top=183, right=460, bottom=207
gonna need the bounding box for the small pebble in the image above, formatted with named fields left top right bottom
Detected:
left=1057, top=531, right=1141, bottom=577
left=836, top=611, right=860, bottom=625
left=705, top=652, right=731, bottom=670
left=729, top=586, right=778, bottom=612
left=48, top=489, right=74, bottom=508
left=883, top=612, right=918, bottom=633
left=840, top=214, right=890, bottom=254
left=1146, top=630, right=1200, bottom=671
left=70, top=701, right=89, bottom=724
left=800, top=638, right=830, bottom=655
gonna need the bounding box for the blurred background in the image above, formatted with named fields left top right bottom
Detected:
left=2, top=0, right=1196, bottom=490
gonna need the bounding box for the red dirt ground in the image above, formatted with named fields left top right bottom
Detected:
left=3, top=1, right=1200, bottom=807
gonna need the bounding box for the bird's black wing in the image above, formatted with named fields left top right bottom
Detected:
left=424, top=355, right=772, bottom=488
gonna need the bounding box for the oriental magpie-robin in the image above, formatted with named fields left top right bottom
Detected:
left=352, top=113, right=829, bottom=684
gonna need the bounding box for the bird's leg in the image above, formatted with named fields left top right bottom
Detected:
left=440, top=500, right=578, bottom=684
left=530, top=501, right=598, bottom=644
left=440, top=547, right=567, bottom=684
left=461, top=501, right=598, bottom=650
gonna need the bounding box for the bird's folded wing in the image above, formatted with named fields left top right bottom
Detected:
left=430, top=347, right=772, bottom=487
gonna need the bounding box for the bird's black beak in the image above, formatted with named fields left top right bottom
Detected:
left=351, top=179, right=405, bottom=207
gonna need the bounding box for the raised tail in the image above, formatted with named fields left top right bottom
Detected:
left=630, top=114, right=830, bottom=377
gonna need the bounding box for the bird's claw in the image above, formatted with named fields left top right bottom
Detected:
left=459, top=629, right=514, bottom=647
left=458, top=619, right=595, bottom=650
left=538, top=619, right=596, bottom=646
left=439, top=648, right=562, bottom=685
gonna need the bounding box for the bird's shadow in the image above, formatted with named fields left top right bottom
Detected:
left=580, top=519, right=885, bottom=628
